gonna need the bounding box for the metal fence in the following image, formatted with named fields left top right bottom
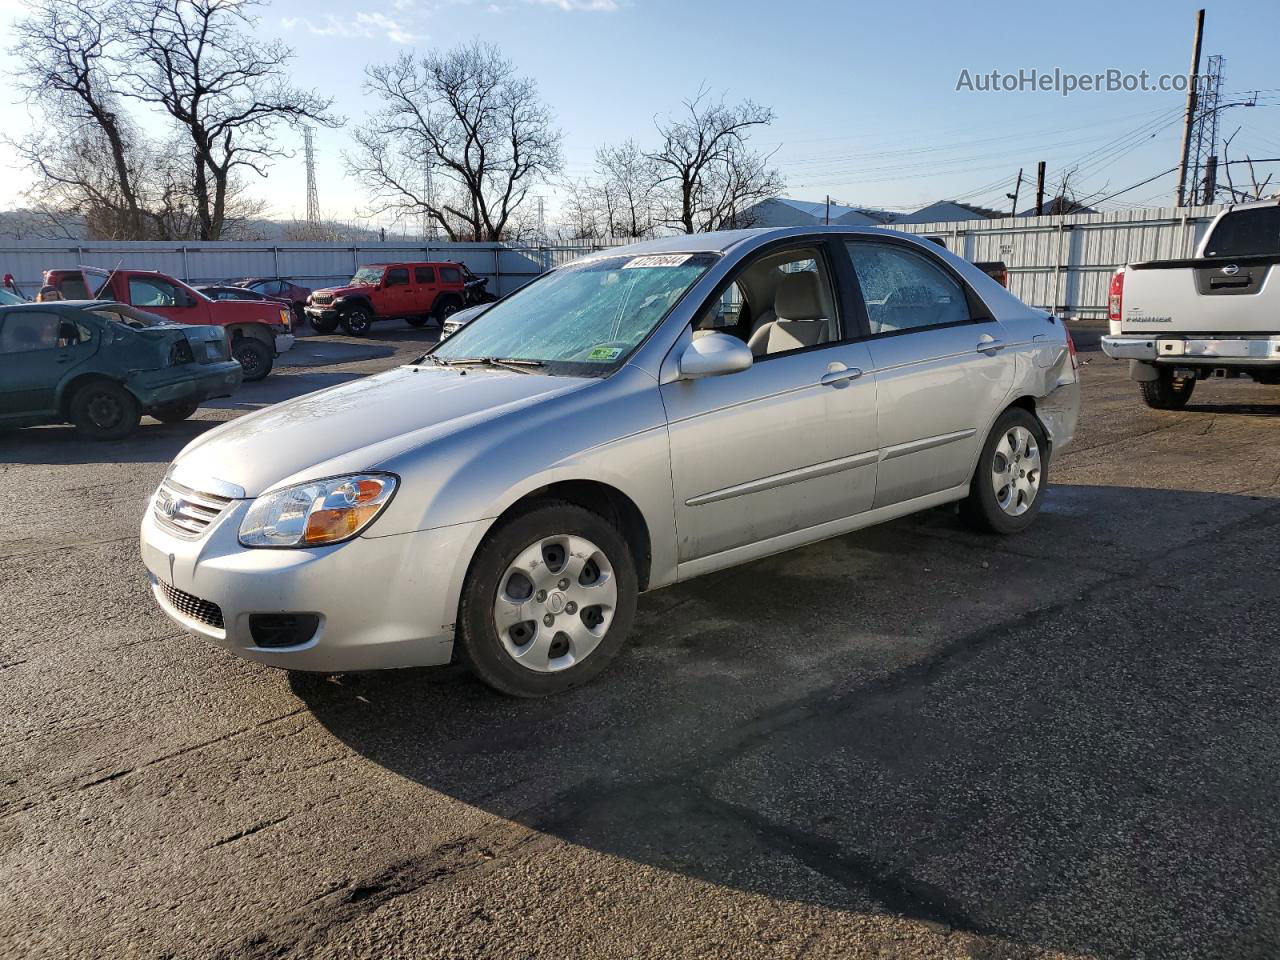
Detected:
left=0, top=205, right=1230, bottom=317
left=0, top=239, right=618, bottom=299
left=887, top=203, right=1228, bottom=319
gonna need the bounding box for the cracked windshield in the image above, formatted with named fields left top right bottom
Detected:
left=432, top=252, right=716, bottom=371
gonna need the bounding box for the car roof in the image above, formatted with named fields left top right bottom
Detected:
left=587, top=225, right=926, bottom=258
left=0, top=299, right=118, bottom=311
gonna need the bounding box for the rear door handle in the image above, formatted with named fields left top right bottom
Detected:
left=977, top=336, right=1006, bottom=353
left=820, top=366, right=863, bottom=386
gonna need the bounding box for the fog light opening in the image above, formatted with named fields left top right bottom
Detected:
left=249, top=613, right=321, bottom=649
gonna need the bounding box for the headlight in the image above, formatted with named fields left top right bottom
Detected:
left=238, top=473, right=398, bottom=547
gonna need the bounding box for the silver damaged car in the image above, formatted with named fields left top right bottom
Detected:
left=141, top=228, right=1081, bottom=696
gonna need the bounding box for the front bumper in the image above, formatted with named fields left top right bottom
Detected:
left=131, top=360, right=243, bottom=409
left=139, top=497, right=486, bottom=672
left=274, top=333, right=295, bottom=355
left=1102, top=334, right=1280, bottom=365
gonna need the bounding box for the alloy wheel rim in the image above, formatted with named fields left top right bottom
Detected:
left=236, top=346, right=259, bottom=373
left=493, top=534, right=617, bottom=673
left=992, top=426, right=1041, bottom=516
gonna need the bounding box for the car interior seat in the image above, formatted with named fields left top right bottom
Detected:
left=746, top=271, right=830, bottom=357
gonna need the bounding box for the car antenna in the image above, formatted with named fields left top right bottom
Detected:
left=99, top=257, right=125, bottom=299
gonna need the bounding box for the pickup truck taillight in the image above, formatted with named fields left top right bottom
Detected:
left=1107, top=269, right=1125, bottom=324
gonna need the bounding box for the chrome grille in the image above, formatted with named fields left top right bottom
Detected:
left=159, top=581, right=224, bottom=629
left=152, top=478, right=234, bottom=538
left=311, top=293, right=333, bottom=305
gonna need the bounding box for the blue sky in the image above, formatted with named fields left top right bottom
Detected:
left=2, top=0, right=1278, bottom=226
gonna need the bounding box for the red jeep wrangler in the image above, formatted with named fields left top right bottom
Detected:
left=45, top=267, right=294, bottom=381
left=304, top=262, right=468, bottom=336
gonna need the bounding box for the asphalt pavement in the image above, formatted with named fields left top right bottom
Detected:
left=3, top=321, right=1280, bottom=959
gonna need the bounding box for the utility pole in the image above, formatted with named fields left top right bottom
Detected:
left=825, top=195, right=831, bottom=225
left=1175, top=9, right=1206, bottom=207
left=1202, top=155, right=1219, bottom=204
left=1035, top=161, right=1046, bottom=216
left=1006, top=168, right=1024, bottom=217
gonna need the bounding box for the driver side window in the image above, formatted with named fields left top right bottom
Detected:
left=385, top=268, right=409, bottom=287
left=128, top=277, right=179, bottom=307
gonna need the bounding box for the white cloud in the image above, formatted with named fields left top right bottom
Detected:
left=298, top=10, right=419, bottom=44
left=528, top=0, right=619, bottom=10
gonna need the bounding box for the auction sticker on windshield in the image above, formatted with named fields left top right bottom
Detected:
left=623, top=254, right=692, bottom=269
left=587, top=346, right=624, bottom=361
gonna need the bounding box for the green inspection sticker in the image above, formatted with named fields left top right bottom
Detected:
left=587, top=346, right=623, bottom=361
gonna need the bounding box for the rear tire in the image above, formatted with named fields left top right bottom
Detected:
left=457, top=502, right=638, bottom=697
left=405, top=314, right=432, bottom=328
left=434, top=297, right=462, bottom=323
left=960, top=407, right=1048, bottom=535
left=341, top=307, right=373, bottom=337
left=151, top=398, right=200, bottom=423
left=69, top=380, right=140, bottom=441
left=232, top=337, right=273, bottom=381
left=1140, top=370, right=1195, bottom=410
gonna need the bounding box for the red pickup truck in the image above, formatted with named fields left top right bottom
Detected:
left=305, top=261, right=467, bottom=335
left=44, top=267, right=294, bottom=381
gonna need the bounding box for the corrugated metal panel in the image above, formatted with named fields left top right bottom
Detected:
left=889, top=204, right=1226, bottom=316
left=0, top=239, right=614, bottom=299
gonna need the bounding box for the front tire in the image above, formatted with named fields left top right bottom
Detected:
left=457, top=502, right=638, bottom=697
left=1140, top=369, right=1195, bottom=410
left=232, top=337, right=273, bottom=381
left=341, top=306, right=373, bottom=337
left=69, top=380, right=140, bottom=441
left=151, top=398, right=200, bottom=423
left=960, top=407, right=1048, bottom=535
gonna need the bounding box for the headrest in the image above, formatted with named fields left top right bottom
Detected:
left=774, top=270, right=824, bottom=321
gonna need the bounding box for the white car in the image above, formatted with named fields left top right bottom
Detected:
left=141, top=227, right=1080, bottom=696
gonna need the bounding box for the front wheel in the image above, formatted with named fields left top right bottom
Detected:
left=151, top=398, right=200, bottom=423
left=232, top=338, right=273, bottom=381
left=341, top=307, right=373, bottom=337
left=457, top=502, right=638, bottom=697
left=69, top=380, right=140, bottom=441
left=1140, top=370, right=1195, bottom=410
left=960, top=407, right=1048, bottom=535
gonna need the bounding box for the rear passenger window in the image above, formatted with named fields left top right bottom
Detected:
left=0, top=312, right=62, bottom=353
left=846, top=242, right=971, bottom=335
left=414, top=267, right=435, bottom=284
left=440, top=267, right=462, bottom=284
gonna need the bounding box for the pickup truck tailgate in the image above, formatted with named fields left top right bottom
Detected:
left=1122, top=256, right=1280, bottom=334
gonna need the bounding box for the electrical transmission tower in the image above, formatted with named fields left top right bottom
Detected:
left=1188, top=55, right=1224, bottom=205
left=303, top=127, right=321, bottom=226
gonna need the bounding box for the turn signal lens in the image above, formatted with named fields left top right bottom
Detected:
left=239, top=474, right=398, bottom=548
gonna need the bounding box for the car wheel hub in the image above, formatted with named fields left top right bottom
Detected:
left=88, top=394, right=120, bottom=427
left=991, top=425, right=1041, bottom=517
left=493, top=534, right=616, bottom=673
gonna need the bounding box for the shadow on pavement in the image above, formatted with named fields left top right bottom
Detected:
left=291, top=483, right=1280, bottom=959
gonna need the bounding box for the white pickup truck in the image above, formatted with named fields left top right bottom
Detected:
left=1101, top=199, right=1280, bottom=409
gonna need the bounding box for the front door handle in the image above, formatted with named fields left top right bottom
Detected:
left=976, top=336, right=1006, bottom=353
left=820, top=365, right=863, bottom=386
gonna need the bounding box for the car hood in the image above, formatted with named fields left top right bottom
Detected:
left=312, top=283, right=372, bottom=299
left=171, top=364, right=595, bottom=497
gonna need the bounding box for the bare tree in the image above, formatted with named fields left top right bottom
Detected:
left=9, top=0, right=150, bottom=237
left=646, top=88, right=782, bottom=234
left=349, top=42, right=563, bottom=241
left=119, top=0, right=337, bottom=240
left=594, top=139, right=658, bottom=238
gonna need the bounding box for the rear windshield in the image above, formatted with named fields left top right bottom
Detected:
left=1204, top=207, right=1280, bottom=258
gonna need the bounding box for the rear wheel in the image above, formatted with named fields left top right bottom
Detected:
left=232, top=337, right=273, bottom=381
left=69, top=380, right=140, bottom=440
left=151, top=398, right=200, bottom=423
left=960, top=407, right=1048, bottom=535
left=405, top=314, right=432, bottom=328
left=434, top=297, right=462, bottom=323
left=1140, top=369, right=1196, bottom=410
left=457, top=502, right=638, bottom=697
left=341, top=306, right=373, bottom=337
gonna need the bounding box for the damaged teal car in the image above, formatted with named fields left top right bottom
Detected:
left=0, top=300, right=243, bottom=440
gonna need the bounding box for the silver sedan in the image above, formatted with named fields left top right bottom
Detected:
left=140, top=227, right=1081, bottom=696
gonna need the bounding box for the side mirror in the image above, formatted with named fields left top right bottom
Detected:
left=678, top=331, right=753, bottom=379
left=179, top=291, right=196, bottom=307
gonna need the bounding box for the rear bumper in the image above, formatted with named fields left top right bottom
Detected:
left=1102, top=334, right=1280, bottom=365
left=131, top=361, right=243, bottom=408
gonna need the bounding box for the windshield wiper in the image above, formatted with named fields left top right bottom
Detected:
left=431, top=356, right=545, bottom=374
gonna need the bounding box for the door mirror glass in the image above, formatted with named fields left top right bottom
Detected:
left=678, top=332, right=753, bottom=379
